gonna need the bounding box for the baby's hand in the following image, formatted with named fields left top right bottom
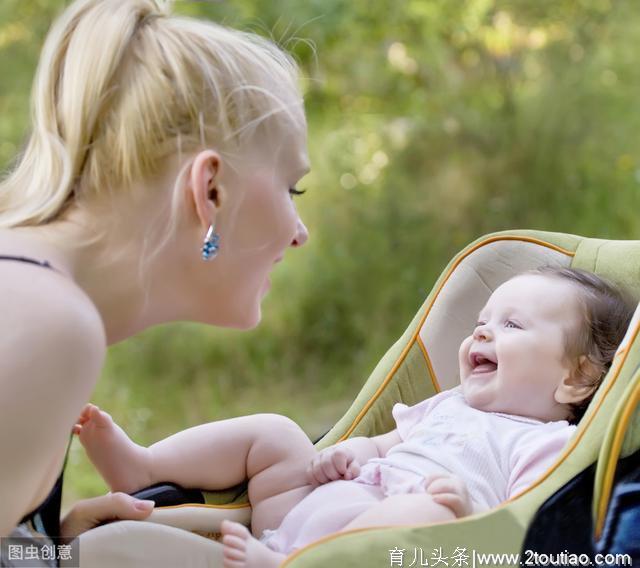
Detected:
left=425, top=474, right=473, bottom=518
left=306, top=446, right=361, bottom=486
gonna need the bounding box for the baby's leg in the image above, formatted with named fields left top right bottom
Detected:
left=340, top=493, right=457, bottom=531
left=149, top=413, right=317, bottom=536
left=76, top=404, right=154, bottom=494
left=220, top=481, right=385, bottom=568
left=78, top=405, right=316, bottom=536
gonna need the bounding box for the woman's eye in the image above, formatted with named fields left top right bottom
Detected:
left=289, top=187, right=306, bottom=198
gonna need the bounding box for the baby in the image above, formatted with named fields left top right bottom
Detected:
left=75, top=267, right=635, bottom=568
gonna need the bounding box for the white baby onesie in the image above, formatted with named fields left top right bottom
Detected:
left=356, top=387, right=577, bottom=509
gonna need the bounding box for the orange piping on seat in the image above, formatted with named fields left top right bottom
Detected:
left=416, top=335, right=441, bottom=393
left=281, top=515, right=463, bottom=567
left=339, top=235, right=575, bottom=442
left=613, top=346, right=628, bottom=361
left=594, top=378, right=640, bottom=539
left=156, top=502, right=250, bottom=510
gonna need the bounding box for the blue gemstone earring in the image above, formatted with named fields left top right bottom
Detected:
left=201, top=223, right=220, bottom=261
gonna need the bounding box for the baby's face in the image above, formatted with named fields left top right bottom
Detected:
left=458, top=274, right=583, bottom=422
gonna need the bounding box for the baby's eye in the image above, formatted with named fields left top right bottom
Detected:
left=475, top=321, right=486, bottom=328
left=289, top=187, right=306, bottom=198
left=505, top=320, right=521, bottom=329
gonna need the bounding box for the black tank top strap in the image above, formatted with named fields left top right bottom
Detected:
left=0, top=254, right=57, bottom=272
left=1, top=254, right=69, bottom=537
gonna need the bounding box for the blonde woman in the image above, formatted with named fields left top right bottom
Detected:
left=0, top=0, right=309, bottom=563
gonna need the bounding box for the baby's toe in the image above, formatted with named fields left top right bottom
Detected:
left=222, top=535, right=245, bottom=549
left=222, top=533, right=247, bottom=568
left=89, top=405, right=113, bottom=428
left=223, top=545, right=245, bottom=561
left=221, top=520, right=251, bottom=540
left=77, top=404, right=94, bottom=423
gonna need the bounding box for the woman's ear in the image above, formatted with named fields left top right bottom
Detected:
left=187, top=150, right=224, bottom=232
left=555, top=355, right=603, bottom=404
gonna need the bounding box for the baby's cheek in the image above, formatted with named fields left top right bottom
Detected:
left=459, top=336, right=472, bottom=356
left=495, top=344, right=521, bottom=377
left=458, top=336, right=473, bottom=375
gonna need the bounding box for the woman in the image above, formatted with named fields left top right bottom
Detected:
left=0, top=0, right=310, bottom=558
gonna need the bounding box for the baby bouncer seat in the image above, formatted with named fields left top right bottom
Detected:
left=74, top=229, right=640, bottom=567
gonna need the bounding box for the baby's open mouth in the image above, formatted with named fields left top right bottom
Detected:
left=470, top=352, right=498, bottom=374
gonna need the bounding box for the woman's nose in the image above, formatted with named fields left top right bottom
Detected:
left=291, top=217, right=309, bottom=248
left=473, top=324, right=492, bottom=342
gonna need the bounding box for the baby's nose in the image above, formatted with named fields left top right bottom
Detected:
left=473, top=324, right=492, bottom=341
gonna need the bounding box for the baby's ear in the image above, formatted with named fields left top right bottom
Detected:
left=554, top=355, right=603, bottom=404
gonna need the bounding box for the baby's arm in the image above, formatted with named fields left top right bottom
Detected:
left=507, top=425, right=576, bottom=500
left=307, top=429, right=402, bottom=485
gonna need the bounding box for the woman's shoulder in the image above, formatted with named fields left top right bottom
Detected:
left=0, top=253, right=106, bottom=373
left=0, top=248, right=106, bottom=530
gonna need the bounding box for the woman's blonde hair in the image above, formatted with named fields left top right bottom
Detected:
left=0, top=0, right=303, bottom=266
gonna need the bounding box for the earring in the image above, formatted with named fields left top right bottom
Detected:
left=201, top=223, right=220, bottom=261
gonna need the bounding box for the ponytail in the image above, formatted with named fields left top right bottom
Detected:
left=0, top=0, right=302, bottom=236
left=0, top=0, right=171, bottom=227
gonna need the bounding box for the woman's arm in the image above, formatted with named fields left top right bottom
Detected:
left=0, top=275, right=106, bottom=536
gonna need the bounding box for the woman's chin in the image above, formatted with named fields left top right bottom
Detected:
left=196, top=301, right=262, bottom=330
left=230, top=307, right=262, bottom=330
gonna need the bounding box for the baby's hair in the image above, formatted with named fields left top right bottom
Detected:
left=527, top=266, right=635, bottom=424
left=0, top=0, right=303, bottom=272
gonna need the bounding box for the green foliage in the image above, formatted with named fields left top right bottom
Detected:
left=1, top=0, right=639, bottom=507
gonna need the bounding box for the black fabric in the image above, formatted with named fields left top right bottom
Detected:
left=522, top=448, right=640, bottom=566
left=130, top=482, right=205, bottom=507
left=522, top=462, right=597, bottom=558
left=1, top=255, right=68, bottom=538
left=18, top=469, right=65, bottom=538
left=595, top=450, right=640, bottom=563
left=0, top=255, right=52, bottom=270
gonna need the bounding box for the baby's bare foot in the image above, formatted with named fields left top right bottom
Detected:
left=221, top=520, right=284, bottom=568
left=75, top=403, right=152, bottom=494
